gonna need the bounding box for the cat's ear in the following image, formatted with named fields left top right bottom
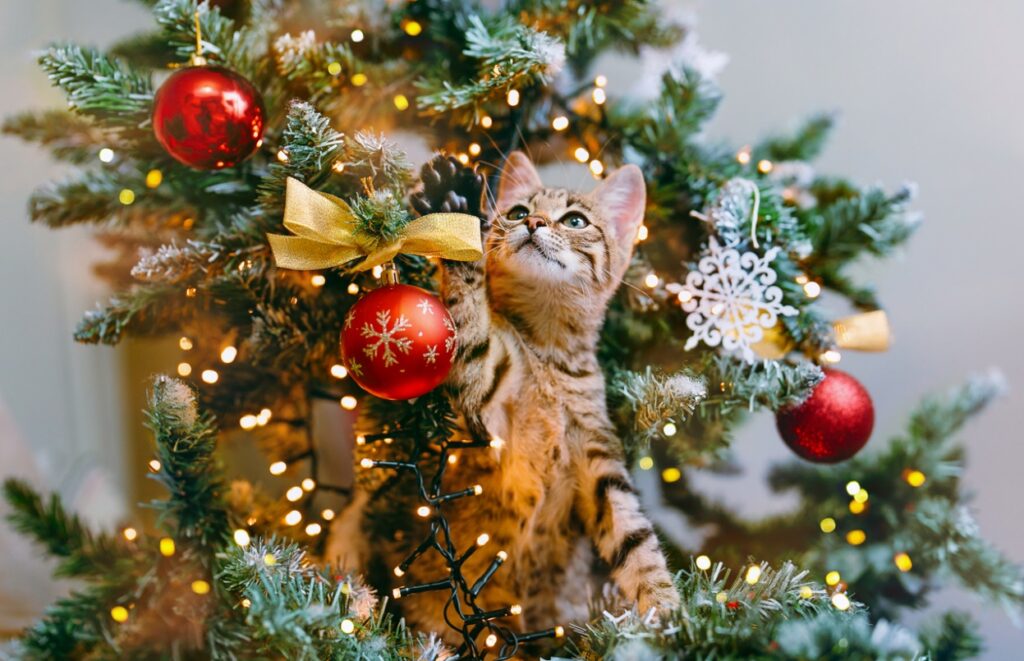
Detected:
left=497, top=151, right=542, bottom=210
left=590, top=164, right=646, bottom=244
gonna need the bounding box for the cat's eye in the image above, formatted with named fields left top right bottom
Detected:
left=506, top=206, right=529, bottom=220
left=560, top=212, right=589, bottom=229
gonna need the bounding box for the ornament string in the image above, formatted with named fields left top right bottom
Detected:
left=190, top=11, right=207, bottom=67
left=688, top=177, right=761, bottom=249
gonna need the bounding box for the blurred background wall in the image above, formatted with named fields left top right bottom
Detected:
left=1, top=0, right=1021, bottom=654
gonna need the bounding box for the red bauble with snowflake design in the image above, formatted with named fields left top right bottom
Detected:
left=340, top=284, right=457, bottom=400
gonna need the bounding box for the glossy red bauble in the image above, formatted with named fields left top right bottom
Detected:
left=152, top=65, right=265, bottom=170
left=340, top=285, right=458, bottom=400
left=775, top=369, right=874, bottom=463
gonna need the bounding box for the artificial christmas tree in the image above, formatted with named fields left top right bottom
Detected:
left=2, top=0, right=1021, bottom=658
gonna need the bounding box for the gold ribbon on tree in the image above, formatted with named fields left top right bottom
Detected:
left=752, top=309, right=892, bottom=359
left=267, top=177, right=483, bottom=272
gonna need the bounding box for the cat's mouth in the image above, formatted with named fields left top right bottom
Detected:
left=514, top=237, right=567, bottom=269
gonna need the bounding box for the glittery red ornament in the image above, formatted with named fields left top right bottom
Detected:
left=775, top=369, right=874, bottom=463
left=152, top=65, right=265, bottom=170
left=340, top=285, right=457, bottom=400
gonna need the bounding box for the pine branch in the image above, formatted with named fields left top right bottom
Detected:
left=74, top=282, right=188, bottom=344
left=28, top=169, right=167, bottom=228
left=756, top=112, right=837, bottom=163
left=609, top=368, right=706, bottom=450
left=1, top=109, right=108, bottom=164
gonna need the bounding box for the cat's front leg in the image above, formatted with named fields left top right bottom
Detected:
left=577, top=436, right=680, bottom=615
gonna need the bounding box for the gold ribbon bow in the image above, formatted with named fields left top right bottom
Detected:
left=753, top=310, right=891, bottom=360
left=267, top=177, right=483, bottom=272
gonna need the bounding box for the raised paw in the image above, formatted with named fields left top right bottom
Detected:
left=636, top=572, right=680, bottom=618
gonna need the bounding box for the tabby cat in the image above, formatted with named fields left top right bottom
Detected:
left=327, top=152, right=679, bottom=639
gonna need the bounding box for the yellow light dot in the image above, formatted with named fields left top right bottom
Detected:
left=347, top=283, right=360, bottom=295
left=845, top=481, right=861, bottom=496
left=305, top=522, right=322, bottom=536
left=846, top=529, right=866, bottom=546
left=416, top=505, right=431, bottom=518
left=825, top=571, right=841, bottom=586
left=286, top=486, right=304, bottom=502
left=468, top=143, right=481, bottom=157
left=457, top=153, right=470, bottom=165
left=220, top=346, right=238, bottom=364
left=485, top=634, right=498, bottom=647
left=589, top=160, right=604, bottom=176
left=831, top=592, right=851, bottom=611
left=799, top=585, right=814, bottom=599
left=356, top=435, right=367, bottom=445
left=662, top=422, right=677, bottom=437
left=592, top=88, right=607, bottom=105
left=477, top=533, right=490, bottom=546
left=145, top=169, right=163, bottom=188
left=574, top=147, right=590, bottom=163
left=332, top=160, right=346, bottom=173
left=177, top=362, right=192, bottom=377
left=894, top=552, right=913, bottom=572
left=350, top=29, right=364, bottom=43
left=555, top=625, right=565, bottom=638
left=695, top=555, right=711, bottom=570
left=122, top=527, right=138, bottom=541
left=201, top=369, right=219, bottom=384
left=490, top=437, right=505, bottom=450
left=480, top=115, right=493, bottom=128
left=241, top=598, right=251, bottom=608
left=191, top=580, right=210, bottom=595
left=595, top=74, right=608, bottom=88
left=677, top=290, right=693, bottom=304
left=849, top=499, right=866, bottom=515
left=310, top=274, right=326, bottom=288
left=179, top=336, right=193, bottom=351
left=110, top=606, right=129, bottom=623
left=269, top=461, right=287, bottom=475
left=636, top=225, right=648, bottom=242
left=159, top=537, right=175, bottom=557
left=745, top=565, right=762, bottom=585
left=716, top=591, right=728, bottom=603
left=819, top=517, right=837, bottom=533
left=757, top=159, right=774, bottom=174
left=448, top=454, right=458, bottom=465
left=302, top=478, right=316, bottom=491
left=99, top=148, right=115, bottom=163
left=403, top=20, right=423, bottom=36
left=148, top=459, right=161, bottom=472
left=341, top=618, right=355, bottom=634
left=322, top=508, right=336, bottom=521
left=340, top=395, right=358, bottom=410
left=853, top=489, right=869, bottom=504
left=905, top=469, right=926, bottom=487
left=644, top=272, right=660, bottom=288
left=263, top=553, right=276, bottom=566
left=638, top=456, right=654, bottom=470
left=240, top=414, right=257, bottom=430
left=393, top=94, right=410, bottom=111
left=821, top=349, right=842, bottom=364
left=552, top=115, right=569, bottom=131
left=233, top=529, right=250, bottom=547
left=330, top=364, right=348, bottom=379
left=662, top=467, right=682, bottom=483
left=506, top=89, right=520, bottom=107
left=372, top=265, right=384, bottom=279
left=276, top=149, right=289, bottom=162
left=736, top=149, right=752, bottom=165
left=327, top=61, right=342, bottom=76
left=284, top=510, right=302, bottom=526
left=803, top=281, right=822, bottom=298
left=185, top=286, right=197, bottom=297
left=360, top=458, right=375, bottom=469
left=351, top=73, right=368, bottom=87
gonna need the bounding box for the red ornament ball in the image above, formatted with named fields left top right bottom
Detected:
left=152, top=65, right=265, bottom=169
left=340, top=285, right=458, bottom=400
left=775, top=369, right=874, bottom=464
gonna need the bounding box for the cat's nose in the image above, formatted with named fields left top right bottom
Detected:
left=525, top=215, right=547, bottom=234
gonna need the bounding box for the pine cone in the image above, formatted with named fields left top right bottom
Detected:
left=410, top=154, right=486, bottom=221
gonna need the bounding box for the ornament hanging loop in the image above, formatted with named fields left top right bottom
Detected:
left=190, top=11, right=208, bottom=66
left=382, top=262, right=400, bottom=286
left=740, top=178, right=761, bottom=249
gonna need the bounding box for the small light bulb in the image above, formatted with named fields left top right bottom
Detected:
left=394, top=566, right=405, bottom=577
left=662, top=422, right=677, bottom=437
left=302, top=478, right=315, bottom=491
left=592, top=88, right=606, bottom=105
left=269, top=461, right=287, bottom=475
left=332, top=160, right=346, bottom=173
left=695, top=555, right=711, bottom=570
left=341, top=618, right=355, bottom=634
left=322, top=508, right=336, bottom=521
left=347, top=283, right=360, bottom=295
left=360, top=458, right=375, bottom=469
left=177, top=362, right=192, bottom=377
left=845, top=529, right=866, bottom=546
left=220, top=346, right=238, bottom=363
left=305, top=522, right=322, bottom=536
left=845, top=481, right=861, bottom=496
left=745, top=565, right=762, bottom=585
left=636, top=225, right=648, bottom=242
left=820, top=517, right=837, bottom=533
left=803, top=281, right=822, bottom=298
left=392, top=587, right=403, bottom=599
left=351, top=73, right=368, bottom=87
left=263, top=553, right=276, bottom=566
left=110, top=606, right=129, bottom=622
left=191, top=580, right=210, bottom=595
left=507, top=89, right=520, bottom=107
left=372, top=265, right=384, bottom=278
left=831, top=592, right=851, bottom=611
left=490, top=437, right=505, bottom=450
left=403, top=20, right=423, bottom=36
left=122, top=527, right=138, bottom=541
left=510, top=604, right=523, bottom=615
left=473, top=484, right=483, bottom=495
left=849, top=499, right=867, bottom=515
left=637, top=456, right=654, bottom=470
left=498, top=551, right=508, bottom=561
left=736, top=148, right=752, bottom=165
left=241, top=598, right=251, bottom=608
left=825, top=570, right=841, bottom=586
left=894, top=552, right=913, bottom=572
left=677, top=290, right=693, bottom=304
left=485, top=634, right=498, bottom=647
left=552, top=115, right=569, bottom=131
left=327, top=61, right=342, bottom=76
left=286, top=486, right=304, bottom=502
left=480, top=115, right=493, bottom=128
left=98, top=148, right=115, bottom=163
left=145, top=169, right=162, bottom=188
left=477, top=533, right=490, bottom=546
left=148, top=459, right=161, bottom=472
left=233, top=529, right=250, bottom=547
left=311, top=274, right=326, bottom=287
left=159, top=537, right=175, bottom=557
left=447, top=454, right=458, bottom=465
left=341, top=396, right=358, bottom=410
left=393, top=94, right=410, bottom=111
left=351, top=29, right=364, bottom=43
left=905, top=469, right=926, bottom=487
left=574, top=147, right=590, bottom=163
left=179, top=336, right=193, bottom=351
left=356, top=435, right=366, bottom=445
left=330, top=364, right=348, bottom=379
left=276, top=149, right=289, bottom=163
left=594, top=74, right=608, bottom=87
left=589, top=159, right=604, bottom=176
left=240, top=414, right=258, bottom=430
left=854, top=489, right=869, bottom=503
left=284, top=510, right=302, bottom=526
left=468, top=142, right=481, bottom=156
left=416, top=505, right=431, bottom=518
left=201, top=369, right=219, bottom=384
left=256, top=408, right=271, bottom=426
left=644, top=272, right=659, bottom=288
left=799, top=585, right=814, bottom=599
left=661, top=467, right=681, bottom=483
left=555, top=625, right=565, bottom=638
left=757, top=159, right=774, bottom=174
left=820, top=349, right=842, bottom=364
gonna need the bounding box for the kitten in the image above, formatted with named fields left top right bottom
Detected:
left=328, top=152, right=679, bottom=639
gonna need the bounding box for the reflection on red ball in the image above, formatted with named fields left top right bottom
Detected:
left=152, top=65, right=265, bottom=169
left=340, top=285, right=457, bottom=400
left=775, top=369, right=874, bottom=463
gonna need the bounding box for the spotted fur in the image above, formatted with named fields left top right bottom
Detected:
left=328, top=152, right=678, bottom=641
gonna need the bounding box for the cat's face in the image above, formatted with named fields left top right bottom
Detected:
left=489, top=152, right=645, bottom=294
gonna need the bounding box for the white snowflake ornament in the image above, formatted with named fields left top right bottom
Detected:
left=679, top=237, right=797, bottom=363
